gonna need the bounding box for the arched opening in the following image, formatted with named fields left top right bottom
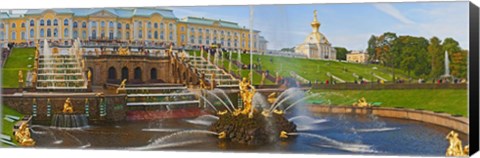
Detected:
left=108, top=67, right=116, bottom=81
left=134, top=67, right=142, bottom=80
left=150, top=68, right=157, bottom=80
left=121, top=67, right=129, bottom=81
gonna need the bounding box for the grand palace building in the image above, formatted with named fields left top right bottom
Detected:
left=0, top=8, right=267, bottom=53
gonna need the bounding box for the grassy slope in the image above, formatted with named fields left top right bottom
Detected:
left=233, top=52, right=411, bottom=82
left=1, top=105, right=23, bottom=146
left=311, top=89, right=468, bottom=116
left=2, top=48, right=36, bottom=88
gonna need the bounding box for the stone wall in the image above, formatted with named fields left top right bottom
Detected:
left=307, top=105, right=469, bottom=134
left=2, top=93, right=127, bottom=122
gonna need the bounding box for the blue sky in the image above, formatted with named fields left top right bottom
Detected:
left=171, top=1, right=469, bottom=50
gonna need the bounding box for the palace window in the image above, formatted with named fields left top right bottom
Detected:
left=82, top=22, right=86, bottom=28
left=73, top=22, right=78, bottom=28
left=206, top=38, right=210, bottom=45
left=181, top=34, right=185, bottom=42
left=91, top=21, right=97, bottom=27
left=30, top=20, right=34, bottom=26
left=117, top=31, right=122, bottom=39
left=190, top=35, right=194, bottom=44
left=234, top=39, right=238, bottom=47
left=138, top=21, right=142, bottom=28
left=101, top=31, right=105, bottom=38
left=213, top=37, right=217, bottom=44
left=227, top=39, right=231, bottom=47
left=134, top=67, right=142, bottom=80
left=53, top=19, right=58, bottom=26
left=73, top=31, right=78, bottom=38
left=0, top=23, right=4, bottom=28
left=190, top=28, right=194, bottom=33
left=47, top=20, right=51, bottom=26
left=21, top=32, right=25, bottom=40
left=126, top=24, right=130, bottom=29
left=221, top=38, right=224, bottom=45
left=198, top=36, right=202, bottom=44
left=40, top=29, right=44, bottom=37
left=206, top=29, right=209, bottom=34
left=11, top=23, right=16, bottom=28
left=138, top=30, right=143, bottom=38
left=82, top=31, right=86, bottom=39
left=169, top=32, right=173, bottom=40
left=11, top=31, right=16, bottom=40
left=198, top=28, right=202, bottom=33
left=64, top=19, right=68, bottom=26
left=227, top=32, right=230, bottom=36
left=221, top=31, right=224, bottom=35
left=160, top=23, right=164, bottom=29
left=148, top=31, right=152, bottom=39
left=213, top=30, right=217, bottom=35
left=64, top=28, right=69, bottom=37
left=180, top=27, right=184, bottom=32
left=117, top=23, right=121, bottom=29
left=30, top=29, right=34, bottom=38
left=126, top=32, right=130, bottom=39
left=92, top=30, right=97, bottom=39
left=169, top=23, right=173, bottom=29
left=40, top=20, right=44, bottom=26
left=101, top=21, right=105, bottom=28
left=160, top=31, right=164, bottom=40
left=109, top=21, right=113, bottom=28
left=0, top=31, right=4, bottom=40
left=234, top=32, right=237, bottom=37
left=21, top=23, right=25, bottom=28
left=53, top=28, right=58, bottom=37
left=154, top=31, right=158, bottom=39
left=109, top=31, right=113, bottom=40
left=47, top=29, right=51, bottom=37
left=147, top=22, right=151, bottom=29
left=154, top=23, right=158, bottom=29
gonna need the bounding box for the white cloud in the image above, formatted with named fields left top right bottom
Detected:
left=373, top=3, right=414, bottom=24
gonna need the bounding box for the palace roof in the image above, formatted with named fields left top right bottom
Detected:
left=17, top=8, right=178, bottom=19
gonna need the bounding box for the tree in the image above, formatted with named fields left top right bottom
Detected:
left=442, top=38, right=467, bottom=79
left=367, top=35, right=377, bottom=62
left=427, top=37, right=444, bottom=78
left=391, top=36, right=430, bottom=78
left=280, top=47, right=295, bottom=52
left=334, top=47, right=348, bottom=60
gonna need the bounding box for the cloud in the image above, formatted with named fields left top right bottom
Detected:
left=373, top=3, right=415, bottom=25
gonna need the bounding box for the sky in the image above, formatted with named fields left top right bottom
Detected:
left=170, top=1, right=469, bottom=51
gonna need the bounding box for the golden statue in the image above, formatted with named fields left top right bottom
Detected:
left=18, top=70, right=24, bottom=84
left=14, top=122, right=35, bottom=147
left=63, top=98, right=74, bottom=113
left=87, top=70, right=92, bottom=81
left=117, top=79, right=127, bottom=94
left=353, top=97, right=370, bottom=108
left=267, top=92, right=277, bottom=104
left=52, top=47, right=59, bottom=55
left=210, top=72, right=216, bottom=90
left=32, top=71, right=37, bottom=83
left=446, top=131, right=468, bottom=156
left=280, top=131, right=288, bottom=139
left=239, top=77, right=256, bottom=115
left=218, top=131, right=226, bottom=139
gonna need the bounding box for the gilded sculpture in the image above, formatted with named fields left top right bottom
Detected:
left=14, top=122, right=36, bottom=147
left=446, top=131, right=468, bottom=156
left=117, top=79, right=127, bottom=94
left=63, top=98, right=74, bottom=113
left=353, top=97, right=370, bottom=108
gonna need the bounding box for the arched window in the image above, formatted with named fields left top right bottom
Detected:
left=53, top=28, right=58, bottom=37
left=206, top=37, right=210, bottom=45
left=148, top=31, right=152, bottom=39
left=126, top=31, right=130, bottom=39
left=121, top=67, right=129, bottom=80
left=154, top=31, right=158, bottom=39
left=40, top=20, right=44, bottom=26
left=21, top=23, right=25, bottom=28
left=101, top=31, right=105, bottom=38
left=101, top=21, right=105, bottom=28
left=82, top=22, right=86, bottom=28
left=168, top=23, right=173, bottom=29
left=73, top=22, right=78, bottom=28
left=190, top=35, right=194, bottom=44
left=109, top=31, right=113, bottom=40
left=198, top=36, right=203, bottom=44
left=21, top=32, right=25, bottom=40
left=190, top=27, right=194, bottom=33
left=227, top=39, right=231, bottom=47
left=138, top=30, right=142, bottom=38
left=73, top=31, right=78, bottom=38
left=169, top=32, right=173, bottom=40
left=29, top=29, right=34, bottom=38
left=0, top=23, right=4, bottom=28
left=92, top=30, right=96, bottom=39
left=40, top=29, right=45, bottom=37
left=117, top=31, right=122, bottom=39
left=11, top=31, right=16, bottom=40
left=206, top=29, right=209, bottom=34
left=181, top=27, right=184, bottom=31
left=30, top=20, right=34, bottom=26
left=108, top=67, right=116, bottom=80
left=109, top=21, right=113, bottom=28
left=160, top=31, right=164, bottom=40
left=64, top=19, right=68, bottom=26
left=134, top=67, right=142, bottom=80
left=82, top=31, right=86, bottom=39
left=154, top=23, right=158, bottom=28
left=126, top=24, right=130, bottom=29
left=160, top=23, right=164, bottom=29
left=150, top=68, right=157, bottom=80
left=91, top=21, right=97, bottom=27
left=64, top=28, right=69, bottom=37
left=117, top=23, right=121, bottom=29
left=0, top=31, right=4, bottom=40
left=53, top=19, right=58, bottom=26
left=47, top=20, right=51, bottom=26
left=11, top=23, right=16, bottom=28
left=147, top=22, right=151, bottom=29
left=181, top=35, right=185, bottom=42
left=47, top=29, right=51, bottom=37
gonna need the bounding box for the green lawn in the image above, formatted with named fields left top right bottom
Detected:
left=310, top=89, right=468, bottom=116
left=2, top=48, right=36, bottom=88
left=1, top=105, right=23, bottom=146
left=231, top=52, right=411, bottom=83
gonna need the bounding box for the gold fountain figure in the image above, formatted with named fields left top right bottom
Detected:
left=87, top=70, right=92, bottom=82
left=117, top=79, right=127, bottom=94
left=14, top=122, right=36, bottom=147
left=63, top=98, right=74, bottom=113
left=353, top=97, right=370, bottom=108
left=18, top=70, right=24, bottom=83
left=239, top=77, right=256, bottom=116
left=279, top=131, right=288, bottom=139
left=446, top=130, right=469, bottom=156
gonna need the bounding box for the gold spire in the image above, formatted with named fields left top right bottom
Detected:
left=311, top=10, right=320, bottom=33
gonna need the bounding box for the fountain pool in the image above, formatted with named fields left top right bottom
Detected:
left=29, top=112, right=466, bottom=156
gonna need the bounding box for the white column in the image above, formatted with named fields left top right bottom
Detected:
left=113, top=21, right=117, bottom=39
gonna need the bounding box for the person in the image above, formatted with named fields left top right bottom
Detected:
left=325, top=80, right=329, bottom=85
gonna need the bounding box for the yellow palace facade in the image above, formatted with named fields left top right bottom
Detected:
left=0, top=8, right=267, bottom=53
